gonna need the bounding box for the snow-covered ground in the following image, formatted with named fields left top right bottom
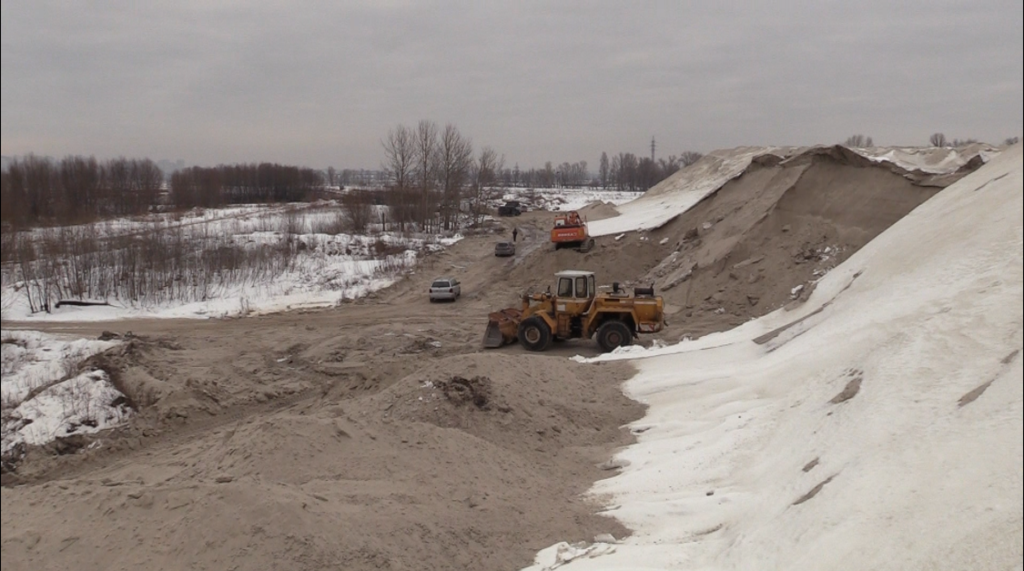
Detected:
left=588, top=144, right=1000, bottom=238
left=497, top=187, right=639, bottom=212
left=1, top=204, right=462, bottom=322
left=1, top=330, right=128, bottom=456
left=526, top=145, right=1022, bottom=569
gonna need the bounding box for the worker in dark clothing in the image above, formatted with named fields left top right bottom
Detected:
left=512, top=227, right=518, bottom=242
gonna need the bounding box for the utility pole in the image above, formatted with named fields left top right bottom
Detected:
left=651, top=136, right=656, bottom=162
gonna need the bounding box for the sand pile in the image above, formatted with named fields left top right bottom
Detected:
left=1, top=352, right=641, bottom=571
left=492, top=145, right=980, bottom=340
left=641, top=145, right=972, bottom=337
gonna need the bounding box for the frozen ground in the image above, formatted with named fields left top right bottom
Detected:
left=525, top=145, right=1023, bottom=569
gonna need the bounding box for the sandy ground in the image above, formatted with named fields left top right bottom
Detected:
left=0, top=146, right=979, bottom=570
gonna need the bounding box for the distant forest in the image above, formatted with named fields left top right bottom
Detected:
left=1, top=122, right=704, bottom=228
left=0, top=156, right=324, bottom=227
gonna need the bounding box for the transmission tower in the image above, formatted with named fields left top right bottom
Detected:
left=651, top=136, right=656, bottom=162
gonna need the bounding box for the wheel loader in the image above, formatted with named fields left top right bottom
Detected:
left=483, top=270, right=665, bottom=353
left=550, top=211, right=595, bottom=252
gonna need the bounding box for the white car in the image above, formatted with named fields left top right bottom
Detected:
left=429, top=277, right=461, bottom=302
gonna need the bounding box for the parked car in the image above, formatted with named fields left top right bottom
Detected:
left=497, top=201, right=523, bottom=216
left=494, top=241, right=516, bottom=257
left=429, top=277, right=462, bottom=302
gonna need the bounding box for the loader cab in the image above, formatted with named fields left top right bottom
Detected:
left=553, top=271, right=596, bottom=338
left=555, top=270, right=596, bottom=301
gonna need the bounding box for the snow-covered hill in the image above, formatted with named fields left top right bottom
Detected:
left=528, top=145, right=1023, bottom=569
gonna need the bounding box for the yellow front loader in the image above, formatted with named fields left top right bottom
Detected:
left=483, top=270, right=665, bottom=352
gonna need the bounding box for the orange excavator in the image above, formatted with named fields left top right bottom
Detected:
left=550, top=210, right=595, bottom=252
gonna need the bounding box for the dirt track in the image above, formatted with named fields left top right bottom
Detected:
left=0, top=147, right=979, bottom=571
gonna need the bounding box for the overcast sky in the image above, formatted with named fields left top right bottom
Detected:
left=2, top=0, right=1022, bottom=170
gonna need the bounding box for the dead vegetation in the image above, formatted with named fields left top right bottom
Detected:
left=0, top=208, right=430, bottom=314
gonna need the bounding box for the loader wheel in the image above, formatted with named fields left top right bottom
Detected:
left=518, top=317, right=552, bottom=352
left=596, top=321, right=633, bottom=353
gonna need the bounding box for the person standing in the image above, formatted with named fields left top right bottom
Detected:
left=512, top=227, right=519, bottom=242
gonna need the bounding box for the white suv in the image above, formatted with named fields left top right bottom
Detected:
left=429, top=277, right=461, bottom=302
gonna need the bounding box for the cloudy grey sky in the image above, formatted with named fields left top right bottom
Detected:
left=2, top=0, right=1022, bottom=170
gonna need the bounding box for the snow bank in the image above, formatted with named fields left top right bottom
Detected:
left=499, top=188, right=639, bottom=213
left=2, top=330, right=127, bottom=455
left=854, top=143, right=999, bottom=174
left=525, top=146, right=1022, bottom=570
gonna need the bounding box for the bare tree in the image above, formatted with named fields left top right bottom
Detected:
left=599, top=152, right=610, bottom=188
left=844, top=134, right=874, bottom=148
left=326, top=166, right=337, bottom=187
left=437, top=123, right=473, bottom=230
left=342, top=189, right=373, bottom=233
left=381, top=124, right=416, bottom=193
left=930, top=133, right=948, bottom=147
left=471, top=146, right=503, bottom=221
left=679, top=151, right=703, bottom=168
left=415, top=120, right=440, bottom=230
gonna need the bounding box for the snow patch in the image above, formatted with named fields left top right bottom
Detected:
left=2, top=330, right=127, bottom=455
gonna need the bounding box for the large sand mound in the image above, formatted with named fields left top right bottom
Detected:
left=1, top=352, right=641, bottom=571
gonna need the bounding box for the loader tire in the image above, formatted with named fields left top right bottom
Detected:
left=518, top=317, right=552, bottom=352
left=596, top=321, right=633, bottom=353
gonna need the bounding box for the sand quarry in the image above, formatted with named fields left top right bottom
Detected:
left=2, top=144, right=1020, bottom=570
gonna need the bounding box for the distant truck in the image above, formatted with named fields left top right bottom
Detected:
left=497, top=201, right=523, bottom=217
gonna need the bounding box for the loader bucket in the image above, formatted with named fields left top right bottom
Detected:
left=483, top=308, right=522, bottom=348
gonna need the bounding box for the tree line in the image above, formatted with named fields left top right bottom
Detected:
left=3, top=133, right=706, bottom=230
left=1, top=155, right=163, bottom=227
left=844, top=133, right=1019, bottom=149
left=0, top=155, right=327, bottom=228
left=169, top=163, right=324, bottom=209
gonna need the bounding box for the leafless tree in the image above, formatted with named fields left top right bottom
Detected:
left=844, top=134, right=874, bottom=148
left=326, top=166, right=337, bottom=187
left=437, top=124, right=473, bottom=230
left=342, top=189, right=374, bottom=233
left=381, top=125, right=416, bottom=193
left=679, top=151, right=703, bottom=168
left=599, top=152, right=610, bottom=188
left=471, top=146, right=503, bottom=221
left=930, top=133, right=948, bottom=147
left=415, top=120, right=440, bottom=229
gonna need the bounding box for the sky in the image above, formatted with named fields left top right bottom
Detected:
left=2, top=0, right=1022, bottom=170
